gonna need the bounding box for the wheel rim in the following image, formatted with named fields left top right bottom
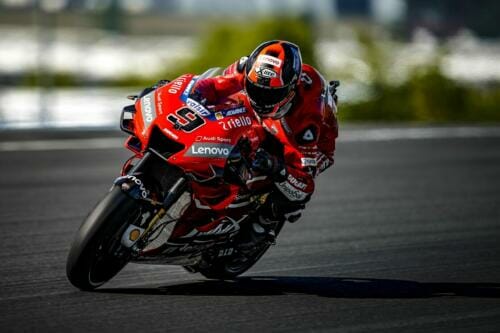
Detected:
left=86, top=206, right=141, bottom=286
left=224, top=244, right=270, bottom=275
left=88, top=239, right=127, bottom=286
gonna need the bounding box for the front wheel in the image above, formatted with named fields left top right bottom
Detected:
left=66, top=186, right=141, bottom=290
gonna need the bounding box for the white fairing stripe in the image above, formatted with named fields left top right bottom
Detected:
left=194, top=198, right=211, bottom=210
left=227, top=201, right=251, bottom=208
left=195, top=197, right=250, bottom=209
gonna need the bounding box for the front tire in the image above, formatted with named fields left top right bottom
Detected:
left=66, top=186, right=141, bottom=290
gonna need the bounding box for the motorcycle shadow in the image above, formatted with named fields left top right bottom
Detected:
left=98, top=276, right=500, bottom=299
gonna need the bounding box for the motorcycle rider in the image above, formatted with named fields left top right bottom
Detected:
left=192, top=40, right=339, bottom=240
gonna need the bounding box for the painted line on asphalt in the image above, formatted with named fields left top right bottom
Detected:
left=340, top=126, right=500, bottom=142
left=1, top=127, right=500, bottom=151
left=0, top=138, right=123, bottom=152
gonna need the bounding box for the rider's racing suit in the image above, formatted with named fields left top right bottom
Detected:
left=193, top=60, right=339, bottom=224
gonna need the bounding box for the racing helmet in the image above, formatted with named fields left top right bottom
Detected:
left=244, top=40, right=302, bottom=118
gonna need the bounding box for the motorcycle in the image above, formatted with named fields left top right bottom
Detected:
left=66, top=68, right=285, bottom=290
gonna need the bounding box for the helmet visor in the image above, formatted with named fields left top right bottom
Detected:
left=245, top=78, right=291, bottom=114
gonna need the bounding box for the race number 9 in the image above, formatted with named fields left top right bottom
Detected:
left=167, top=108, right=205, bottom=132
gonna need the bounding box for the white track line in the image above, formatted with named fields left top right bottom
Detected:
left=0, top=138, right=123, bottom=152
left=1, top=127, right=500, bottom=152
left=341, top=126, right=500, bottom=142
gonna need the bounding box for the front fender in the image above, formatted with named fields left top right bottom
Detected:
left=114, top=175, right=150, bottom=200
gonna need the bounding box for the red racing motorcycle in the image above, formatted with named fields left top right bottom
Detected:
left=66, top=69, right=285, bottom=290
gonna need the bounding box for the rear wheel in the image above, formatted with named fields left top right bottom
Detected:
left=66, top=186, right=141, bottom=290
left=198, top=220, right=285, bottom=279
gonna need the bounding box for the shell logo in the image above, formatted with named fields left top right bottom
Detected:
left=129, top=228, right=141, bottom=241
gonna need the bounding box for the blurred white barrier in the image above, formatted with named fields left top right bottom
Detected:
left=0, top=88, right=131, bottom=128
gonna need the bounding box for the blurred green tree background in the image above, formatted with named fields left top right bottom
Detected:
left=14, top=16, right=500, bottom=123
left=119, top=18, right=500, bottom=123
left=176, top=18, right=317, bottom=76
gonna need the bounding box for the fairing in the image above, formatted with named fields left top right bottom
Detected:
left=131, top=74, right=260, bottom=210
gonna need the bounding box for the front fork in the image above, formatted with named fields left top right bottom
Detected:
left=113, top=152, right=188, bottom=252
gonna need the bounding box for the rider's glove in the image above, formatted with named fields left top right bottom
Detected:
left=190, top=89, right=208, bottom=106
left=260, top=190, right=308, bottom=224
left=251, top=148, right=286, bottom=181
left=329, top=80, right=340, bottom=104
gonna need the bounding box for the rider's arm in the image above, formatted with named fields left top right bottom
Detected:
left=274, top=100, right=338, bottom=201
left=275, top=145, right=315, bottom=203
left=316, top=100, right=339, bottom=175
left=243, top=126, right=314, bottom=203
left=222, top=57, right=248, bottom=75
left=247, top=143, right=314, bottom=223
left=193, top=72, right=244, bottom=105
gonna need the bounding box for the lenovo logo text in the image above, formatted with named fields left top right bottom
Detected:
left=186, top=143, right=233, bottom=158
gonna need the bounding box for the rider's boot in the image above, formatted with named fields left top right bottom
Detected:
left=238, top=215, right=279, bottom=252
left=255, top=215, right=279, bottom=244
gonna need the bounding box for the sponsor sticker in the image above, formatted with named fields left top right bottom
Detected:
left=287, top=174, right=307, bottom=190
left=156, top=91, right=164, bottom=115
left=140, top=91, right=157, bottom=128
left=257, top=54, right=282, bottom=67
left=303, top=129, right=315, bottom=141
left=196, top=216, right=243, bottom=237
left=219, top=116, right=252, bottom=131
left=256, top=66, right=278, bottom=79
left=115, top=175, right=150, bottom=199
left=195, top=136, right=232, bottom=144
left=181, top=76, right=198, bottom=101
left=296, top=126, right=317, bottom=144
left=203, top=106, right=247, bottom=121
left=185, top=97, right=211, bottom=117
left=168, top=75, right=189, bottom=95
left=275, top=181, right=308, bottom=201
left=121, top=225, right=145, bottom=248
left=185, top=143, right=233, bottom=158
left=301, top=157, right=317, bottom=167
left=224, top=106, right=247, bottom=117
left=317, top=153, right=332, bottom=172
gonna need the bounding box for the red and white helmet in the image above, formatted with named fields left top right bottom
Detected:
left=244, top=40, right=302, bottom=119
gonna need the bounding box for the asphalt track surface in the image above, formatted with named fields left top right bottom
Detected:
left=1, top=127, right=500, bottom=332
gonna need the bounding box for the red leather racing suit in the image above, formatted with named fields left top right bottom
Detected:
left=194, top=61, right=338, bottom=214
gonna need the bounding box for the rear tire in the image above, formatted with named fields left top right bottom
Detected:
left=66, top=186, right=141, bottom=290
left=198, top=220, right=285, bottom=280
left=198, top=246, right=271, bottom=280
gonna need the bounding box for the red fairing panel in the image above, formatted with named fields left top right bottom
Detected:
left=133, top=74, right=261, bottom=211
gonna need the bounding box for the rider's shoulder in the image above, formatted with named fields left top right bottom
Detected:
left=223, top=57, right=248, bottom=76
left=297, top=64, right=325, bottom=98
left=302, top=64, right=321, bottom=77
left=301, top=64, right=324, bottom=82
